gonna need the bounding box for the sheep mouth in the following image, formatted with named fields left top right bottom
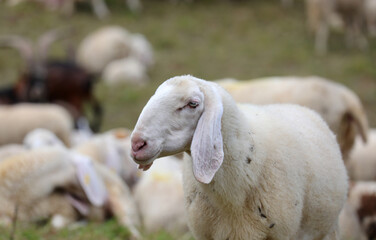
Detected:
left=133, top=150, right=161, bottom=171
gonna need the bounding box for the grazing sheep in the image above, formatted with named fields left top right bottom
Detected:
left=74, top=128, right=140, bottom=188
left=130, top=75, right=348, bottom=240
left=346, top=129, right=376, bottom=181
left=339, top=181, right=376, bottom=240
left=133, top=154, right=188, bottom=236
left=0, top=147, right=107, bottom=227
left=306, top=0, right=368, bottom=54
left=0, top=103, right=73, bottom=146
left=102, top=57, right=149, bottom=87
left=217, top=76, right=368, bottom=160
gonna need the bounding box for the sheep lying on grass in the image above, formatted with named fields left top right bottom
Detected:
left=131, top=75, right=348, bottom=240
left=0, top=147, right=107, bottom=227
left=217, top=76, right=369, bottom=160
left=0, top=103, right=73, bottom=147
left=0, top=146, right=141, bottom=237
left=74, top=128, right=140, bottom=188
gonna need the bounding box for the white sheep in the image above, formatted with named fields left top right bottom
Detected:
left=0, top=144, right=26, bottom=163
left=133, top=154, right=189, bottom=236
left=0, top=146, right=141, bottom=236
left=346, top=129, right=376, bottom=181
left=102, top=57, right=149, bottom=87
left=305, top=0, right=368, bottom=54
left=74, top=128, right=140, bottom=188
left=77, top=26, right=153, bottom=74
left=23, top=128, right=65, bottom=149
left=130, top=75, right=348, bottom=240
left=217, top=76, right=369, bottom=160
left=0, top=103, right=73, bottom=147
left=339, top=181, right=376, bottom=240
left=77, top=26, right=133, bottom=73
left=0, top=147, right=107, bottom=227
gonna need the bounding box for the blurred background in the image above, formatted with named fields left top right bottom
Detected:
left=0, top=0, right=375, bottom=239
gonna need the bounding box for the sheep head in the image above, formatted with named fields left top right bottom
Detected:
left=131, top=75, right=224, bottom=184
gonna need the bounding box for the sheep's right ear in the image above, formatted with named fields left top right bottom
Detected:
left=71, top=153, right=108, bottom=206
left=191, top=85, right=224, bottom=184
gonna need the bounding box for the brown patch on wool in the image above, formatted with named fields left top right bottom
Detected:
left=357, top=194, right=376, bottom=223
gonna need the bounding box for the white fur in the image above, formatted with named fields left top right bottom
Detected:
left=346, top=129, right=376, bottom=181
left=217, top=76, right=369, bottom=159
left=0, top=103, right=73, bottom=147
left=133, top=154, right=188, bottom=236
left=102, top=57, right=149, bottom=86
left=77, top=26, right=133, bottom=73
left=74, top=128, right=140, bottom=188
left=131, top=75, right=348, bottom=240
left=23, top=128, right=65, bottom=149
left=77, top=26, right=153, bottom=74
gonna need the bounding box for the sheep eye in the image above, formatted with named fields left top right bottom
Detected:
left=188, top=101, right=199, bottom=108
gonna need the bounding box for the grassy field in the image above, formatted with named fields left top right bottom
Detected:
left=0, top=0, right=375, bottom=239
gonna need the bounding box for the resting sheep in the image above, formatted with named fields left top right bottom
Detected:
left=217, top=76, right=369, bottom=160
left=133, top=154, right=188, bottom=236
left=0, top=103, right=73, bottom=146
left=0, top=147, right=107, bottom=227
left=130, top=75, right=348, bottom=240
left=0, top=146, right=141, bottom=236
left=346, top=129, right=376, bottom=181
left=74, top=128, right=140, bottom=188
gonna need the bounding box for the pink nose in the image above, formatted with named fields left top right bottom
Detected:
left=132, top=138, right=147, bottom=153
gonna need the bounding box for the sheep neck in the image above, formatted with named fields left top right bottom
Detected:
left=199, top=89, right=260, bottom=210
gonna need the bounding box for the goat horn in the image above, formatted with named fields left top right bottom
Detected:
left=0, top=35, right=34, bottom=66
left=36, top=28, right=68, bottom=62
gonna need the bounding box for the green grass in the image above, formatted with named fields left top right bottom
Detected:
left=0, top=0, right=375, bottom=238
left=0, top=219, right=181, bottom=239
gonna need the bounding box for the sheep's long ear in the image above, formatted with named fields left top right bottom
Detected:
left=191, top=85, right=224, bottom=184
left=71, top=153, right=108, bottom=206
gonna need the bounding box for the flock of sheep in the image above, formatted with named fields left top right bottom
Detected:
left=0, top=73, right=374, bottom=240
left=3, top=0, right=376, bottom=55
left=1, top=1, right=376, bottom=240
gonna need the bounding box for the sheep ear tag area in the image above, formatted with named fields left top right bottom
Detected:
left=71, top=153, right=108, bottom=207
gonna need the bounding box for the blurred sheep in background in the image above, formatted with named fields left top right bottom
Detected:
left=0, top=29, right=103, bottom=131
left=339, top=181, right=376, bottom=240
left=0, top=103, right=73, bottom=147
left=306, top=0, right=369, bottom=54
left=346, top=129, right=376, bottom=181
left=217, top=76, right=369, bottom=160
left=5, top=0, right=142, bottom=18
left=77, top=25, right=153, bottom=86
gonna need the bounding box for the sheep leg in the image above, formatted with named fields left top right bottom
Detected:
left=315, top=21, right=329, bottom=55
left=90, top=0, right=110, bottom=19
